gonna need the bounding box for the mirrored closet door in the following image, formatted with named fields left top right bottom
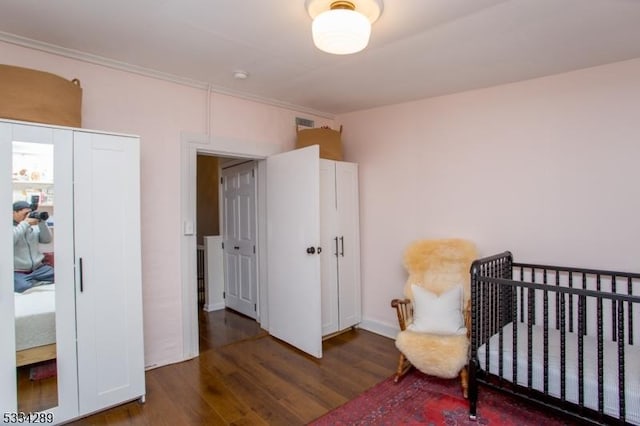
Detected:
left=13, top=139, right=58, bottom=412
left=1, top=123, right=78, bottom=422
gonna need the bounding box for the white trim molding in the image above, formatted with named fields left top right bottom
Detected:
left=180, top=131, right=282, bottom=360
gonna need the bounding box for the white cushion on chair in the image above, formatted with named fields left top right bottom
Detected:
left=407, top=284, right=466, bottom=335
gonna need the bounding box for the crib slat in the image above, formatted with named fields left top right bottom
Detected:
left=513, top=273, right=518, bottom=386
left=555, top=272, right=561, bottom=333
left=612, top=276, right=618, bottom=342
left=543, top=269, right=549, bottom=395
left=617, top=296, right=626, bottom=423
left=569, top=272, right=574, bottom=333
left=493, top=263, right=499, bottom=336
left=527, top=285, right=534, bottom=390
left=560, top=290, right=567, bottom=401
left=498, top=282, right=504, bottom=380
left=494, top=284, right=504, bottom=380
left=469, top=258, right=479, bottom=420
left=628, top=276, right=634, bottom=345
left=483, top=272, right=490, bottom=379
left=578, top=289, right=585, bottom=408
left=582, top=272, right=588, bottom=336
left=596, top=274, right=604, bottom=415
left=519, top=267, right=525, bottom=323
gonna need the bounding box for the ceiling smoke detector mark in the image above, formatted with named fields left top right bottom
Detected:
left=233, top=70, right=249, bottom=80
left=296, top=117, right=315, bottom=129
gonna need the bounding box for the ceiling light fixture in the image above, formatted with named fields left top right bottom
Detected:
left=306, top=0, right=383, bottom=55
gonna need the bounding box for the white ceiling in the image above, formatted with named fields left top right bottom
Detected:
left=1, top=0, right=640, bottom=116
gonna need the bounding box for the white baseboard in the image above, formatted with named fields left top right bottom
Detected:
left=358, top=317, right=399, bottom=340
left=203, top=302, right=225, bottom=312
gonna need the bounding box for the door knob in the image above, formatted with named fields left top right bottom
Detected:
left=306, top=246, right=316, bottom=254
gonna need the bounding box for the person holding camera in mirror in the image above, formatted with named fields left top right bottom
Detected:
left=12, top=200, right=54, bottom=293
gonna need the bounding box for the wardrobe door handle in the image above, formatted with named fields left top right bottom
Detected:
left=334, top=237, right=339, bottom=258
left=340, top=236, right=345, bottom=257
left=79, top=257, right=84, bottom=292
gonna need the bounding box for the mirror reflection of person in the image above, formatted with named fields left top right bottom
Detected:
left=12, top=201, right=54, bottom=293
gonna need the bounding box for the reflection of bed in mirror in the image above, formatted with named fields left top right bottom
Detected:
left=14, top=284, right=56, bottom=367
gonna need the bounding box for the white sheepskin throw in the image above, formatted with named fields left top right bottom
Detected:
left=394, top=239, right=477, bottom=380
left=395, top=330, right=469, bottom=378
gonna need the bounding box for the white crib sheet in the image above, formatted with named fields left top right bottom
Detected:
left=478, top=321, right=640, bottom=424
left=14, top=284, right=56, bottom=351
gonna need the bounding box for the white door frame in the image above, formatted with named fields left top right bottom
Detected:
left=180, top=132, right=283, bottom=359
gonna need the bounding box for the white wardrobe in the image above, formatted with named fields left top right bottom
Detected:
left=319, top=159, right=361, bottom=336
left=0, top=119, right=145, bottom=424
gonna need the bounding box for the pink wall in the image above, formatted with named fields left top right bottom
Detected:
left=338, top=58, right=640, bottom=336
left=1, top=41, right=332, bottom=367
left=4, top=39, right=640, bottom=360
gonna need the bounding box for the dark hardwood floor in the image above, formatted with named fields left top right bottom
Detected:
left=67, top=309, right=398, bottom=425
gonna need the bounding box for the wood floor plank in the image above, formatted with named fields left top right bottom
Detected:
left=66, top=309, right=398, bottom=425
left=223, top=370, right=307, bottom=425
left=176, top=357, right=257, bottom=422
left=151, top=363, right=228, bottom=424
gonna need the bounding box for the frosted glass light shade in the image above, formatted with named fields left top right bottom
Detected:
left=312, top=9, right=371, bottom=55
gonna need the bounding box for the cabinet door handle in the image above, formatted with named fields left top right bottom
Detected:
left=340, top=236, right=345, bottom=257
left=234, top=246, right=240, bottom=250
left=79, top=257, right=84, bottom=292
left=334, top=237, right=339, bottom=257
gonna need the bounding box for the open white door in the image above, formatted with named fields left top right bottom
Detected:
left=266, top=145, right=323, bottom=358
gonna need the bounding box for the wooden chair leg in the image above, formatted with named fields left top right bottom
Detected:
left=460, top=366, right=469, bottom=399
left=394, top=353, right=412, bottom=383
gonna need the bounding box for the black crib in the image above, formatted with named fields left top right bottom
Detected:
left=469, top=251, right=640, bottom=425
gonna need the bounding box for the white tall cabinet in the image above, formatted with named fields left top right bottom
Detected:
left=320, top=160, right=361, bottom=336
left=0, top=120, right=145, bottom=424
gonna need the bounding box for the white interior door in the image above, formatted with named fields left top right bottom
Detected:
left=266, top=145, right=322, bottom=358
left=221, top=161, right=257, bottom=318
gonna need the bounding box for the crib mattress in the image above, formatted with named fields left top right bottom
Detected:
left=478, top=321, right=640, bottom=424
left=14, top=284, right=56, bottom=351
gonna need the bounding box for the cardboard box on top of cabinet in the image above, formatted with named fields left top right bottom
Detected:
left=0, top=64, right=82, bottom=127
left=296, top=126, right=343, bottom=161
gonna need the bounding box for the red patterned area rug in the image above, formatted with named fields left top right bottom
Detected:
left=309, top=369, right=577, bottom=425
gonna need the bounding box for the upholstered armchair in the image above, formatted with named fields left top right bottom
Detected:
left=391, top=239, right=477, bottom=398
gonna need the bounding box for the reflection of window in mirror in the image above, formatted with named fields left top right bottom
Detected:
left=12, top=141, right=58, bottom=412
